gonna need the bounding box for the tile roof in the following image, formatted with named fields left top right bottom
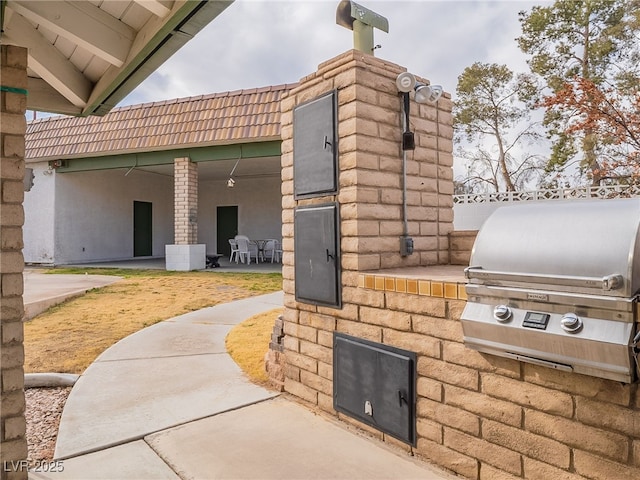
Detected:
left=26, top=84, right=298, bottom=161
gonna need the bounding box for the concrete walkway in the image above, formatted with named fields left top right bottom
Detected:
left=65, top=256, right=283, bottom=274
left=23, top=269, right=121, bottom=320
left=26, top=275, right=458, bottom=479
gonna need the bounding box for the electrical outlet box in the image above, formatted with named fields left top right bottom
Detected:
left=400, top=236, right=414, bottom=256
left=402, top=131, right=415, bottom=150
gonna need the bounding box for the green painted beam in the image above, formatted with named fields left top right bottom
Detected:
left=55, top=140, right=281, bottom=173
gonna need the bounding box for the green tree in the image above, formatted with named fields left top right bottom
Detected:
left=454, top=62, right=543, bottom=192
left=518, top=0, right=640, bottom=185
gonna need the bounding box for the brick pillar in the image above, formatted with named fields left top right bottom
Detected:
left=1, top=45, right=29, bottom=480
left=165, top=157, right=205, bottom=270
left=278, top=50, right=453, bottom=406
left=174, top=156, right=198, bottom=245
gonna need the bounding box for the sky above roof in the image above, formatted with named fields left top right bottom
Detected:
left=121, top=0, right=551, bottom=106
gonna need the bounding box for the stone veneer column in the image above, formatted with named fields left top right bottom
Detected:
left=281, top=51, right=453, bottom=278
left=279, top=50, right=454, bottom=406
left=165, top=156, right=205, bottom=270
left=1, top=45, right=29, bottom=480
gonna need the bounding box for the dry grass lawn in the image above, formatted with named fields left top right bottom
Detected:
left=225, top=308, right=283, bottom=384
left=24, top=268, right=282, bottom=375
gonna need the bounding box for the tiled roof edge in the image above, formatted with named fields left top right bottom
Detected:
left=27, top=83, right=300, bottom=126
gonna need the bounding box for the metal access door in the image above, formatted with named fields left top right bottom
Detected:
left=294, top=203, right=341, bottom=307
left=293, top=90, right=338, bottom=198
left=334, top=333, right=417, bottom=445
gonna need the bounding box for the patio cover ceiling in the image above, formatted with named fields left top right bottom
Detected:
left=0, top=0, right=233, bottom=116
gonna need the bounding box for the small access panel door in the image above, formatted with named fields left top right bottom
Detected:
left=334, top=333, right=417, bottom=446
left=293, top=90, right=338, bottom=198
left=294, top=203, right=340, bottom=307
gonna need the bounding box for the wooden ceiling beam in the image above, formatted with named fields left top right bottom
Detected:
left=9, top=0, right=134, bottom=67
left=4, top=11, right=92, bottom=107
left=133, top=0, right=171, bottom=18
left=27, top=77, right=83, bottom=115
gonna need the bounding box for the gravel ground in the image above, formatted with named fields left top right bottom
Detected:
left=25, top=387, right=71, bottom=467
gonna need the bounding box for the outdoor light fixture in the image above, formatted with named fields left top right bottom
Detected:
left=396, top=72, right=443, bottom=104
left=48, top=159, right=67, bottom=169
left=414, top=83, right=443, bottom=104
left=395, top=72, right=443, bottom=257
left=395, top=72, right=416, bottom=93
left=227, top=158, right=241, bottom=188
left=395, top=72, right=443, bottom=151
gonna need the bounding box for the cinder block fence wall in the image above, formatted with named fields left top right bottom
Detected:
left=278, top=51, right=640, bottom=479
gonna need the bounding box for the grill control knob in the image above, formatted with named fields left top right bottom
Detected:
left=493, top=305, right=512, bottom=322
left=561, top=313, right=583, bottom=333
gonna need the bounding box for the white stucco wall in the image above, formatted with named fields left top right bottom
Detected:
left=23, top=162, right=56, bottom=264
left=24, top=166, right=282, bottom=265
left=453, top=200, right=575, bottom=230
left=198, top=176, right=282, bottom=253
left=453, top=202, right=505, bottom=230
left=53, top=169, right=174, bottom=264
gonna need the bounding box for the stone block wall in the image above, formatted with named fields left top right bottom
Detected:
left=279, top=47, right=454, bottom=433
left=1, top=44, right=29, bottom=480
left=280, top=50, right=454, bottom=278
left=278, top=50, right=640, bottom=479
left=349, top=270, right=640, bottom=479
left=449, top=230, right=477, bottom=266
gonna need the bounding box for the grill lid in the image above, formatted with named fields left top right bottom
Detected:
left=466, top=198, right=640, bottom=298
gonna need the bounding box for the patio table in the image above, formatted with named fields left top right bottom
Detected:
left=251, top=240, right=267, bottom=262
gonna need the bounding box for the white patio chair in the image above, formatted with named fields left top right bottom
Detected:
left=263, top=239, right=282, bottom=263
left=228, top=239, right=239, bottom=263
left=236, top=235, right=259, bottom=262
left=273, top=240, right=283, bottom=263
left=235, top=237, right=257, bottom=264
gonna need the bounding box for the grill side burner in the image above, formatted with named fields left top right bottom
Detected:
left=461, top=198, right=640, bottom=383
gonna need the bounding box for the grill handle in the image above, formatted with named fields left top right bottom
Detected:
left=464, top=267, right=624, bottom=291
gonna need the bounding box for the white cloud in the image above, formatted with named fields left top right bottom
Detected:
left=123, top=0, right=549, bottom=105
left=114, top=0, right=553, bottom=180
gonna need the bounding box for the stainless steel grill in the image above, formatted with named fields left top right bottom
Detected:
left=460, top=198, right=640, bottom=383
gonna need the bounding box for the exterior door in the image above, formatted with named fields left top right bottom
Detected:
left=133, top=201, right=152, bottom=257
left=216, top=206, right=238, bottom=257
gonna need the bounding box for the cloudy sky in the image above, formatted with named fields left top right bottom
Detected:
left=122, top=0, right=551, bottom=106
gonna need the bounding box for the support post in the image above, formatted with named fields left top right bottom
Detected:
left=1, top=44, right=29, bottom=480
left=166, top=156, right=205, bottom=270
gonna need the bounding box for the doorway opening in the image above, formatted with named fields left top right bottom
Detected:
left=217, top=206, right=238, bottom=257
left=133, top=201, right=152, bottom=257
